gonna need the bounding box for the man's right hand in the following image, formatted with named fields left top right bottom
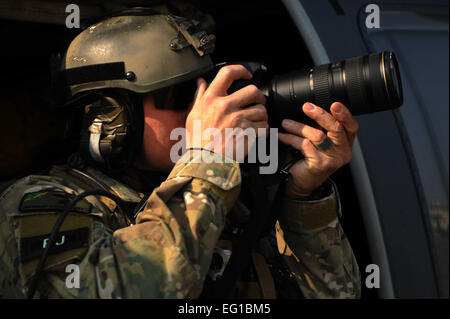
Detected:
left=185, top=65, right=268, bottom=161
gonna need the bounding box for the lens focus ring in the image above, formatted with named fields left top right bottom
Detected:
left=345, top=57, right=367, bottom=112
left=312, top=64, right=332, bottom=110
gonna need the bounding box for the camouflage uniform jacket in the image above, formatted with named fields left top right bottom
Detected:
left=0, top=149, right=360, bottom=298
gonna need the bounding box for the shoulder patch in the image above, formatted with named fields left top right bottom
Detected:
left=17, top=213, right=94, bottom=280
left=19, top=190, right=92, bottom=214
left=20, top=227, right=90, bottom=263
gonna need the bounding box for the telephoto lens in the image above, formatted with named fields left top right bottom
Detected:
left=266, top=51, right=403, bottom=125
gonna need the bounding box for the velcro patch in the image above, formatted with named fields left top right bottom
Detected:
left=20, top=227, right=90, bottom=263
left=17, top=213, right=93, bottom=279
left=20, top=190, right=91, bottom=213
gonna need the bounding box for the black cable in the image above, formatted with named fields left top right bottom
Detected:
left=27, top=189, right=125, bottom=299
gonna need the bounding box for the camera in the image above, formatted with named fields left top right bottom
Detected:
left=222, top=51, right=403, bottom=127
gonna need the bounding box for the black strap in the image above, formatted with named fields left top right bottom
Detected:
left=207, top=165, right=284, bottom=298
left=204, top=146, right=306, bottom=297
left=60, top=62, right=127, bottom=86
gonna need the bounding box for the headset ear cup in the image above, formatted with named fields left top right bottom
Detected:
left=81, top=90, right=138, bottom=171
left=88, top=121, right=104, bottom=163
left=80, top=90, right=127, bottom=170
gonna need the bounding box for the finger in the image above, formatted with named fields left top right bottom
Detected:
left=251, top=120, right=269, bottom=136
left=208, top=65, right=252, bottom=96
left=303, top=102, right=348, bottom=147
left=226, top=84, right=266, bottom=108
left=281, top=119, right=326, bottom=143
left=302, top=102, right=345, bottom=134
left=193, top=77, right=208, bottom=102
left=230, top=120, right=268, bottom=154
left=330, top=102, right=359, bottom=146
left=187, top=78, right=208, bottom=113
left=278, top=132, right=320, bottom=159
left=237, top=119, right=269, bottom=135
left=239, top=104, right=268, bottom=122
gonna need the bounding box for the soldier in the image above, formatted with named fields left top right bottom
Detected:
left=0, top=9, right=360, bottom=299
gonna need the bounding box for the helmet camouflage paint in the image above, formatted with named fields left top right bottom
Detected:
left=62, top=9, right=215, bottom=97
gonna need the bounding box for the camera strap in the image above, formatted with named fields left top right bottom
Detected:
left=207, top=164, right=285, bottom=298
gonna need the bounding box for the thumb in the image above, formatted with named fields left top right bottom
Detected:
left=193, top=77, right=207, bottom=104
left=186, top=78, right=207, bottom=115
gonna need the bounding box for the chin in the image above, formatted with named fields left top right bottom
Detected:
left=161, top=161, right=176, bottom=172
left=154, top=153, right=177, bottom=173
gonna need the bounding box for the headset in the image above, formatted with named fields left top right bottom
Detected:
left=68, top=89, right=144, bottom=172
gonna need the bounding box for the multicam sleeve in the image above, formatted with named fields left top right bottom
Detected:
left=275, top=180, right=361, bottom=299
left=77, top=149, right=241, bottom=299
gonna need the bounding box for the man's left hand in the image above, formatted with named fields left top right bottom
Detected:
left=278, top=101, right=359, bottom=199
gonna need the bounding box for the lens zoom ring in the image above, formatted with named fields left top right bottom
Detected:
left=346, top=57, right=367, bottom=109
left=312, top=64, right=332, bottom=109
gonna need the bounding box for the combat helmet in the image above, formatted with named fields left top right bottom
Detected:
left=60, top=8, right=216, bottom=170
left=62, top=8, right=215, bottom=97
